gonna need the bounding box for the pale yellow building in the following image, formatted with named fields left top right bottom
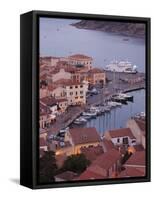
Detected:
left=65, top=81, right=88, bottom=105
left=88, top=68, right=106, bottom=85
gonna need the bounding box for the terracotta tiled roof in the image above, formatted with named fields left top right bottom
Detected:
left=133, top=144, right=144, bottom=152
left=40, top=137, right=47, bottom=147
left=48, top=85, right=57, bottom=92
left=119, top=166, right=145, bottom=177
left=54, top=79, right=82, bottom=87
left=89, top=68, right=104, bottom=73
left=56, top=98, right=68, bottom=103
left=101, top=138, right=115, bottom=152
left=92, top=149, right=121, bottom=170
left=69, top=127, right=101, bottom=145
left=77, top=169, right=105, bottom=180
left=125, top=151, right=145, bottom=166
left=80, top=145, right=104, bottom=161
left=68, top=54, right=92, bottom=60
left=108, top=128, right=136, bottom=139
left=55, top=171, right=77, bottom=181
left=40, top=97, right=57, bottom=107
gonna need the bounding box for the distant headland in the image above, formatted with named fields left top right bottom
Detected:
left=71, top=20, right=145, bottom=38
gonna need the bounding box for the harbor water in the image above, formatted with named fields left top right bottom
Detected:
left=74, top=89, right=145, bottom=135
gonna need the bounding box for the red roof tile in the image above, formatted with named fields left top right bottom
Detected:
left=108, top=128, right=136, bottom=139
left=101, top=138, right=115, bottom=152
left=77, top=169, right=105, bottom=180
left=119, top=166, right=145, bottom=177
left=80, top=145, right=104, bottom=161
left=125, top=151, right=145, bottom=166
left=40, top=137, right=47, bottom=147
left=40, top=97, right=57, bottom=107
left=89, top=68, right=104, bottom=73
left=55, top=171, right=77, bottom=181
left=92, top=149, right=121, bottom=170
left=69, top=127, right=101, bottom=145
left=69, top=54, right=92, bottom=60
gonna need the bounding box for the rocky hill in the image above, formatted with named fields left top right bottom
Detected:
left=71, top=20, right=145, bottom=38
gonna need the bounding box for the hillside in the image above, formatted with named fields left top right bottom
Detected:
left=71, top=20, right=145, bottom=38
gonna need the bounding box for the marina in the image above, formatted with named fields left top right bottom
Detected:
left=70, top=89, right=145, bottom=135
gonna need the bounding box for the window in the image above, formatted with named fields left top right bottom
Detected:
left=123, top=137, right=128, bottom=145
left=117, top=138, right=120, bottom=143
left=80, top=85, right=83, bottom=88
left=80, top=91, right=83, bottom=94
left=70, top=86, right=73, bottom=89
left=75, top=85, right=78, bottom=88
left=80, top=96, right=83, bottom=98
left=70, top=92, right=73, bottom=95
left=75, top=97, right=78, bottom=99
left=76, top=91, right=78, bottom=95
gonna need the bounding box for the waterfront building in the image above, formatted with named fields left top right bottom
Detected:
left=127, top=118, right=145, bottom=148
left=88, top=68, right=106, bottom=85
left=64, top=80, right=88, bottom=105
left=104, top=128, right=136, bottom=147
left=68, top=54, right=93, bottom=70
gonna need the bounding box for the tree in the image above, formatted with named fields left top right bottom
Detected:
left=39, top=151, right=57, bottom=183
left=62, top=154, right=90, bottom=174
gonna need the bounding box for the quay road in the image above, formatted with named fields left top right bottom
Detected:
left=46, top=72, right=145, bottom=136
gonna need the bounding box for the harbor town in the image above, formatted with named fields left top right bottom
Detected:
left=39, top=53, right=146, bottom=182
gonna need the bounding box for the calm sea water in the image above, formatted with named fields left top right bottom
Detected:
left=40, top=18, right=145, bottom=72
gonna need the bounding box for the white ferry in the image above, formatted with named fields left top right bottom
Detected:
left=105, top=60, right=138, bottom=73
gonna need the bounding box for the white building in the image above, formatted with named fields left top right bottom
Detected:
left=104, top=128, right=136, bottom=146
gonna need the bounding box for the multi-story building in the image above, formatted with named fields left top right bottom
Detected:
left=88, top=68, right=106, bottom=85
left=64, top=80, right=88, bottom=105
left=68, top=54, right=93, bottom=70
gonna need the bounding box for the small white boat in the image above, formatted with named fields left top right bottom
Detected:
left=118, top=93, right=133, bottom=101
left=104, top=106, right=111, bottom=112
left=82, top=112, right=97, bottom=118
left=74, top=117, right=87, bottom=125
left=107, top=101, right=118, bottom=107
left=140, top=112, right=145, bottom=117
